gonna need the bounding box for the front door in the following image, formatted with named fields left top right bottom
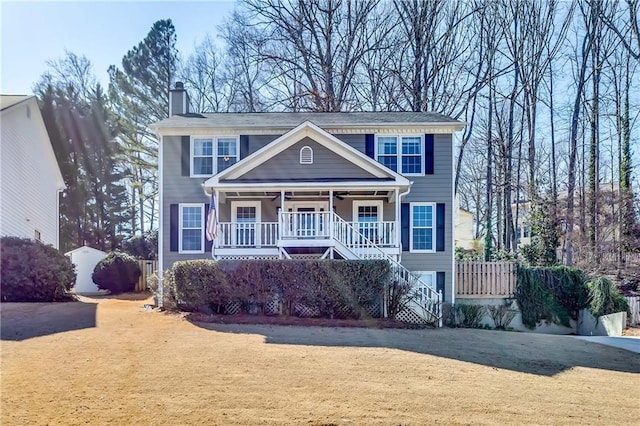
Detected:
left=284, top=202, right=329, bottom=238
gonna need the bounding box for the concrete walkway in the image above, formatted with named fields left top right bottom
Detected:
left=574, top=336, right=640, bottom=354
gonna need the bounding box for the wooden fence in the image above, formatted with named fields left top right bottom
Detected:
left=136, top=260, right=157, bottom=292
left=626, top=296, right=640, bottom=327
left=456, top=261, right=516, bottom=298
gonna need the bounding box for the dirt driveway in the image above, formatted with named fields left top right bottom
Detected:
left=1, top=295, right=639, bottom=425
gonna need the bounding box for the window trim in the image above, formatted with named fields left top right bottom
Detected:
left=178, top=203, right=205, bottom=254
left=374, top=134, right=425, bottom=176
left=231, top=200, right=262, bottom=247
left=409, top=202, right=436, bottom=253
left=352, top=200, right=384, bottom=222
left=190, top=136, right=239, bottom=178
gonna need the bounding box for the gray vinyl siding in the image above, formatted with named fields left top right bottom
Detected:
left=246, top=133, right=364, bottom=156
left=162, top=135, right=212, bottom=268
left=235, top=138, right=376, bottom=181
left=162, top=131, right=455, bottom=300
left=248, top=134, right=279, bottom=152
left=400, top=134, right=454, bottom=302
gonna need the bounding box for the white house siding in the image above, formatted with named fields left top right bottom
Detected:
left=0, top=98, right=64, bottom=248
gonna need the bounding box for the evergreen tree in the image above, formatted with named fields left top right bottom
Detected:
left=108, top=19, right=179, bottom=233
left=36, top=53, right=132, bottom=252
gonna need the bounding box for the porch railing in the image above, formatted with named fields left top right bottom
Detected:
left=331, top=213, right=442, bottom=324
left=337, top=221, right=397, bottom=248
left=279, top=211, right=332, bottom=239
left=216, top=214, right=397, bottom=249
left=217, top=222, right=279, bottom=247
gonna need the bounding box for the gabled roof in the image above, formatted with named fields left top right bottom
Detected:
left=152, top=111, right=465, bottom=135
left=0, top=95, right=31, bottom=111
left=204, top=121, right=411, bottom=189
left=65, top=245, right=107, bottom=256
left=0, top=95, right=65, bottom=190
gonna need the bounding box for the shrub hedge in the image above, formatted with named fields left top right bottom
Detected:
left=171, top=259, right=390, bottom=319
left=92, top=252, right=141, bottom=294
left=0, top=237, right=76, bottom=302
left=586, top=277, right=630, bottom=318
left=515, top=265, right=589, bottom=329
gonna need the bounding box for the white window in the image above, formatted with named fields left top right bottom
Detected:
left=414, top=271, right=436, bottom=303
left=410, top=202, right=435, bottom=253
left=179, top=204, right=204, bottom=253
left=231, top=201, right=261, bottom=246
left=300, top=146, right=313, bottom=164
left=375, top=135, right=424, bottom=175
left=191, top=136, right=239, bottom=177
left=353, top=200, right=383, bottom=242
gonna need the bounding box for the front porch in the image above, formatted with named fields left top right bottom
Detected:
left=211, top=189, right=402, bottom=260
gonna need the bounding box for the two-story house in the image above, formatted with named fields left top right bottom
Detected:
left=1, top=95, right=65, bottom=248
left=152, top=83, right=465, bottom=319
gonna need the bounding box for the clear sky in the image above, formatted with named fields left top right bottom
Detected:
left=0, top=0, right=236, bottom=95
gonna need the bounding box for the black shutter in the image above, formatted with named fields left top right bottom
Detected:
left=240, top=135, right=249, bottom=159
left=365, top=134, right=375, bottom=159
left=425, top=134, right=434, bottom=175
left=436, top=203, right=445, bottom=251
left=436, top=272, right=445, bottom=302
left=181, top=136, right=190, bottom=176
left=204, top=203, right=213, bottom=254
left=401, top=203, right=410, bottom=251
left=170, top=204, right=179, bottom=252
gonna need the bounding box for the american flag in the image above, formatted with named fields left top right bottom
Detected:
left=206, top=192, right=218, bottom=241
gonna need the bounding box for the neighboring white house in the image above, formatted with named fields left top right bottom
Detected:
left=0, top=95, right=65, bottom=248
left=65, top=245, right=107, bottom=294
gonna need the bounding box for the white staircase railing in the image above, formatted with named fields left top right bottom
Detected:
left=331, top=213, right=442, bottom=325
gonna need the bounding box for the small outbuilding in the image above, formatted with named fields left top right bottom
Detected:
left=65, top=246, right=107, bottom=294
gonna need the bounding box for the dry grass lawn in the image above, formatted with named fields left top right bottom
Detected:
left=1, top=295, right=639, bottom=425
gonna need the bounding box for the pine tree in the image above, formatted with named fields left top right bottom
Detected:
left=108, top=19, right=179, bottom=233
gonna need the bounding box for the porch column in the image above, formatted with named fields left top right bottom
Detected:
left=280, top=190, right=285, bottom=240
left=329, top=189, right=334, bottom=240
left=395, top=189, right=401, bottom=248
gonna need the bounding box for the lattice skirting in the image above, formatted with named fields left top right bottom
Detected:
left=289, top=254, right=324, bottom=260
left=395, top=307, right=431, bottom=325
left=224, top=301, right=242, bottom=315
left=294, top=303, right=321, bottom=317
left=365, top=302, right=382, bottom=318
left=217, top=255, right=279, bottom=260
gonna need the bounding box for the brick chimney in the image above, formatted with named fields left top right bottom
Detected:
left=169, top=81, right=190, bottom=116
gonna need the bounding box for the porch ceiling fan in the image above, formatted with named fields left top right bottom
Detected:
left=271, top=192, right=293, bottom=201
left=333, top=191, right=349, bottom=200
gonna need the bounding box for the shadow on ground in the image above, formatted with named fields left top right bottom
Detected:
left=191, top=321, right=640, bottom=377
left=0, top=301, right=97, bottom=341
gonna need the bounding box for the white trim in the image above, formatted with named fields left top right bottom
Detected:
left=190, top=135, right=239, bottom=178
left=205, top=121, right=411, bottom=186
left=415, top=271, right=436, bottom=287
left=178, top=203, right=205, bottom=254
left=231, top=200, right=262, bottom=222
left=158, top=135, right=164, bottom=304
left=409, top=202, right=436, bottom=253
left=284, top=201, right=329, bottom=212
left=231, top=200, right=262, bottom=246
left=352, top=200, right=384, bottom=222
left=374, top=134, right=425, bottom=176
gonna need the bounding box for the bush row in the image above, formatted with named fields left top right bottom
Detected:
left=168, top=259, right=390, bottom=319
left=515, top=265, right=629, bottom=329
left=92, top=251, right=141, bottom=294
left=1, top=237, right=76, bottom=302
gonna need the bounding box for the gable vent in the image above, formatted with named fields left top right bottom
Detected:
left=300, top=146, right=313, bottom=164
